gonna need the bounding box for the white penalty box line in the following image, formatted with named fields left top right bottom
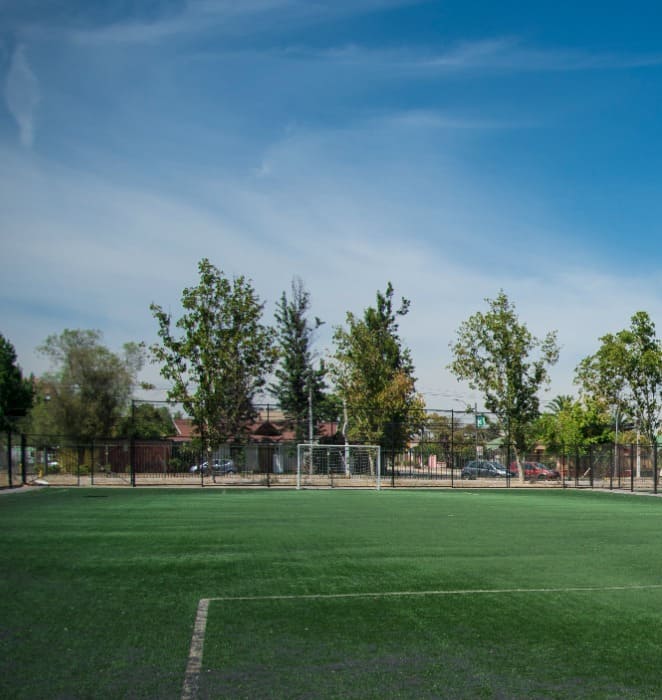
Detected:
left=181, top=584, right=662, bottom=700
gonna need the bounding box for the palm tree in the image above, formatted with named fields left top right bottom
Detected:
left=546, top=394, right=574, bottom=415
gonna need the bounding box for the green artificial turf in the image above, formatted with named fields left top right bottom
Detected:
left=1, top=488, right=662, bottom=698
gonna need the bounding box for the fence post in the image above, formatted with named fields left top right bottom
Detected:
left=630, top=441, right=634, bottom=492
left=7, top=430, right=12, bottom=488
left=654, top=444, right=658, bottom=495
left=130, top=400, right=136, bottom=487
left=129, top=434, right=136, bottom=486
left=574, top=448, right=579, bottom=488
left=21, top=433, right=27, bottom=485
left=450, top=409, right=454, bottom=488
left=89, top=440, right=93, bottom=485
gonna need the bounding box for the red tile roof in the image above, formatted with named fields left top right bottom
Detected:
left=169, top=416, right=338, bottom=443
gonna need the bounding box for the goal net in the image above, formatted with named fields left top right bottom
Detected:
left=296, top=444, right=381, bottom=489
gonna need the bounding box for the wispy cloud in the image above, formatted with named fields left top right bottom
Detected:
left=2, top=114, right=661, bottom=400
left=375, top=108, right=528, bottom=131
left=67, top=0, right=414, bottom=45
left=3, top=1, right=662, bottom=403
left=4, top=44, right=39, bottom=147
left=421, top=37, right=662, bottom=73
left=298, top=37, right=662, bottom=74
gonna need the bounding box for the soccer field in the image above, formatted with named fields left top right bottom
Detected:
left=2, top=488, right=662, bottom=699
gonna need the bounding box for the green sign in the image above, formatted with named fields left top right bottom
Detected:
left=476, top=414, right=486, bottom=428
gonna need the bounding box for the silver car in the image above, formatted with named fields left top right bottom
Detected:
left=189, top=459, right=236, bottom=475
left=461, top=460, right=509, bottom=479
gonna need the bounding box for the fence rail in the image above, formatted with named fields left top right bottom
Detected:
left=1, top=431, right=660, bottom=492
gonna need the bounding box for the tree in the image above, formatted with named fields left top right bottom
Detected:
left=270, top=277, right=330, bottom=441
left=36, top=329, right=144, bottom=441
left=331, top=283, right=425, bottom=452
left=576, top=329, right=630, bottom=447
left=546, top=394, right=574, bottom=416
left=118, top=403, right=174, bottom=439
left=150, top=258, right=277, bottom=450
left=448, top=291, right=560, bottom=475
left=0, top=333, right=34, bottom=431
left=534, top=396, right=612, bottom=454
left=576, top=311, right=662, bottom=447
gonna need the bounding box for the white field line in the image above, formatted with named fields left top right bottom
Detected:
left=181, top=583, right=662, bottom=699
left=181, top=598, right=210, bottom=700
left=207, top=584, right=662, bottom=602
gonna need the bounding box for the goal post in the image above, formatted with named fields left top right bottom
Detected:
left=296, top=444, right=381, bottom=490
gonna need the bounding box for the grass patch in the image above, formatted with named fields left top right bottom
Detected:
left=2, top=488, right=662, bottom=698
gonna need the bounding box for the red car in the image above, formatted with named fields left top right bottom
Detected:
left=509, top=461, right=559, bottom=480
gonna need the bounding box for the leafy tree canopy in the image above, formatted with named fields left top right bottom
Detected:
left=150, top=258, right=277, bottom=448
left=270, top=277, right=330, bottom=441
left=35, top=329, right=144, bottom=440
left=534, top=395, right=612, bottom=453
left=119, top=403, right=174, bottom=439
left=576, top=311, right=662, bottom=445
left=332, top=282, right=425, bottom=449
left=0, top=333, right=34, bottom=431
left=448, top=290, right=560, bottom=458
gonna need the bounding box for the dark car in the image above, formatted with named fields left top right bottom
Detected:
left=461, top=460, right=510, bottom=479
left=190, top=459, right=236, bottom=475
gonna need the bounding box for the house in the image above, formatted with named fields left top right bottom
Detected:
left=170, top=411, right=339, bottom=445
left=171, top=418, right=196, bottom=443
left=168, top=412, right=340, bottom=473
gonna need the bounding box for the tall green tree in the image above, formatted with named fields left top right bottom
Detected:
left=448, top=291, right=560, bottom=474
left=576, top=311, right=662, bottom=447
left=332, top=283, right=425, bottom=451
left=270, top=277, right=329, bottom=441
left=150, top=258, right=277, bottom=450
left=0, top=333, right=34, bottom=431
left=576, top=326, right=630, bottom=445
left=35, top=329, right=144, bottom=440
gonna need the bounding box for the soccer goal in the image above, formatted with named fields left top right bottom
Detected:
left=296, top=444, right=381, bottom=490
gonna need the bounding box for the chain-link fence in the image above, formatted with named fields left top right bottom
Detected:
left=0, top=433, right=312, bottom=488
left=2, top=428, right=660, bottom=492
left=380, top=438, right=660, bottom=491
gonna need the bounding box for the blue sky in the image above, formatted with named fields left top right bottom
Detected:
left=2, top=0, right=662, bottom=409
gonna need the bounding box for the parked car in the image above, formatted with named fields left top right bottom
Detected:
left=190, top=459, right=236, bottom=475
left=461, top=460, right=510, bottom=479
left=508, top=461, right=559, bottom=480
